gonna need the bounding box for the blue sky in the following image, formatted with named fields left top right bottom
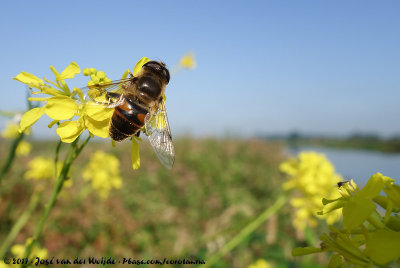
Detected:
left=1, top=1, right=399, bottom=138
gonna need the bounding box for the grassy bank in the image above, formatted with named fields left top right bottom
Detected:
left=0, top=138, right=322, bottom=267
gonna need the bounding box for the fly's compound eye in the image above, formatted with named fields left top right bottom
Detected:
left=144, top=61, right=170, bottom=84
left=163, top=68, right=170, bottom=84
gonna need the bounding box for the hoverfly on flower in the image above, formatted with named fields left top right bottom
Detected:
left=78, top=59, right=175, bottom=169
left=14, top=57, right=175, bottom=170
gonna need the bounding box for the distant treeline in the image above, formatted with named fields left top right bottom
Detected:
left=263, top=132, right=400, bottom=153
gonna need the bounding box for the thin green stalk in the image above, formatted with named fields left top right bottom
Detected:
left=21, top=136, right=90, bottom=266
left=0, top=191, right=41, bottom=259
left=0, top=132, right=25, bottom=183
left=54, top=140, right=62, bottom=178
left=203, top=194, right=288, bottom=268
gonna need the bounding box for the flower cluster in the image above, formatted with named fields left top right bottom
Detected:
left=14, top=58, right=150, bottom=170
left=0, top=238, right=47, bottom=268
left=14, top=62, right=111, bottom=142
left=82, top=151, right=122, bottom=199
left=294, top=173, right=400, bottom=266
left=24, top=157, right=62, bottom=180
left=280, top=152, right=342, bottom=231
left=14, top=58, right=149, bottom=143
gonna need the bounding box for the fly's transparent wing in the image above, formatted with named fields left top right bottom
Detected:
left=144, top=103, right=175, bottom=169
left=73, top=78, right=135, bottom=106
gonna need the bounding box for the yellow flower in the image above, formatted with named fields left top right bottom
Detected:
left=2, top=120, right=32, bottom=156
left=0, top=238, right=48, bottom=267
left=82, top=151, right=122, bottom=199
left=1, top=122, right=20, bottom=138
left=14, top=61, right=131, bottom=143
left=247, top=259, right=271, bottom=268
left=15, top=57, right=150, bottom=170
left=280, top=152, right=342, bottom=231
left=16, top=141, right=32, bottom=156
left=179, top=52, right=196, bottom=69
left=24, top=157, right=62, bottom=180
left=294, top=173, right=400, bottom=266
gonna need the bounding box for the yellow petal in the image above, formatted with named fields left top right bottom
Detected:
left=85, top=103, right=114, bottom=121
left=59, top=62, right=80, bottom=80
left=131, top=138, right=140, bottom=170
left=34, top=86, right=65, bottom=96
left=19, top=107, right=45, bottom=132
left=56, top=120, right=84, bottom=143
left=28, top=97, right=51, bottom=102
left=49, top=65, right=60, bottom=79
left=133, top=57, right=150, bottom=76
left=14, top=72, right=44, bottom=88
left=121, top=69, right=130, bottom=79
left=85, top=117, right=110, bottom=138
left=45, top=96, right=78, bottom=120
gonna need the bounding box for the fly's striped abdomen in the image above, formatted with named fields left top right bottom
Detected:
left=109, top=97, right=148, bottom=141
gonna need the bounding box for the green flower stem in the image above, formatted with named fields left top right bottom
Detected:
left=368, top=211, right=385, bottom=229
left=0, top=191, right=41, bottom=259
left=0, top=132, right=25, bottom=184
left=54, top=140, right=62, bottom=178
left=203, top=194, right=287, bottom=268
left=21, top=136, right=90, bottom=266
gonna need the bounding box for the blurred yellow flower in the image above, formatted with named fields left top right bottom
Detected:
left=0, top=238, right=48, bottom=267
left=24, top=157, right=62, bottom=180
left=179, top=52, right=196, bottom=69
left=1, top=122, right=20, bottom=138
left=247, top=259, right=271, bottom=268
left=83, top=151, right=122, bottom=199
left=1, top=121, right=32, bottom=156
left=16, top=141, right=32, bottom=156
left=280, top=152, right=342, bottom=230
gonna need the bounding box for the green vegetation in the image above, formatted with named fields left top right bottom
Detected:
left=0, top=138, right=322, bottom=267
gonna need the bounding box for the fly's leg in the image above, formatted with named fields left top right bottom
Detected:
left=105, top=92, right=121, bottom=103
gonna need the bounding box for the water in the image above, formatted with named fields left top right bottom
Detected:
left=286, top=146, right=400, bottom=186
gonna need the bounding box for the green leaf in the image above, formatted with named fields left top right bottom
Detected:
left=364, top=229, right=400, bottom=265
left=343, top=196, right=376, bottom=231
